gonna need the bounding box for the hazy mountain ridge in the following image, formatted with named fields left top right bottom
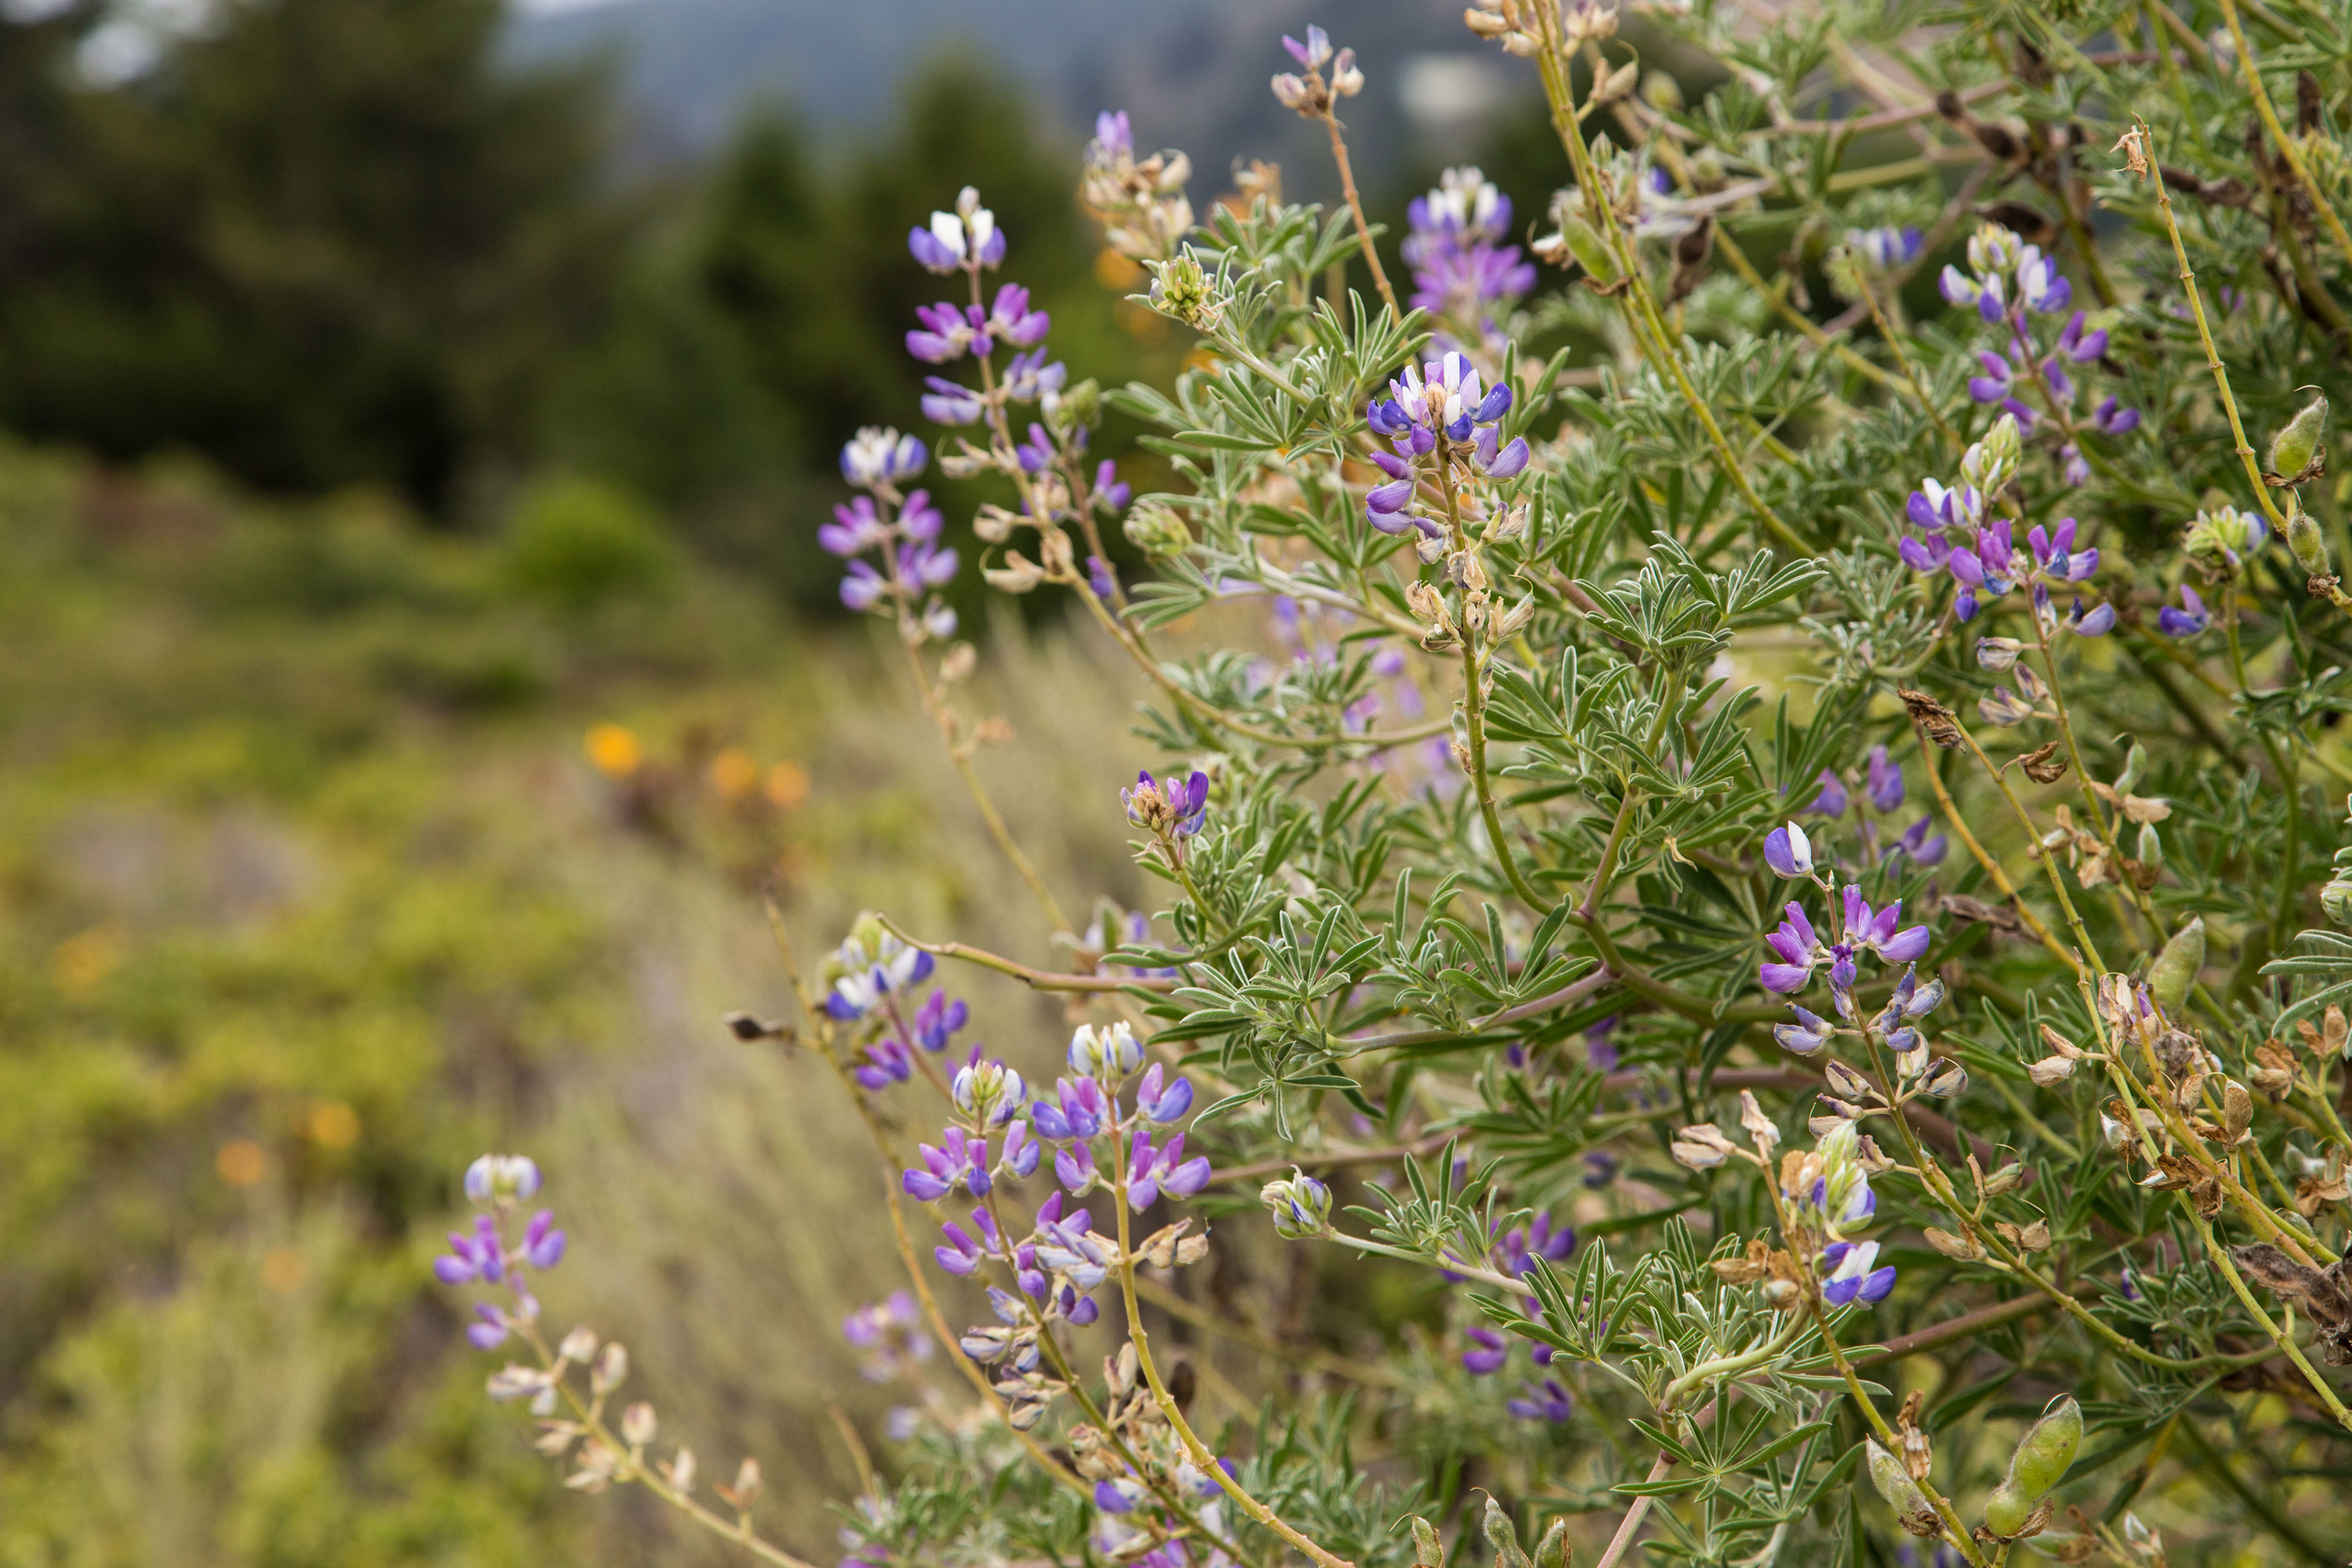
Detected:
left=504, top=0, right=1530, bottom=195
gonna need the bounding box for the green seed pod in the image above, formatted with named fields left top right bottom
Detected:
left=1483, top=1496, right=1533, bottom=1568
left=1558, top=216, right=1621, bottom=285
left=2289, top=510, right=2331, bottom=575
left=1982, top=1478, right=2033, bottom=1538
left=2006, top=1395, right=2083, bottom=1500
left=2267, top=394, right=2328, bottom=479
left=1533, top=1518, right=1569, bottom=1568
left=1123, top=499, right=1193, bottom=560
left=1411, top=1516, right=1446, bottom=1568
left=2114, top=740, right=2147, bottom=795
left=2148, top=917, right=2205, bottom=1013
left=2323, top=874, right=2352, bottom=927
left=1864, top=1439, right=1940, bottom=1538
left=2137, top=820, right=2163, bottom=870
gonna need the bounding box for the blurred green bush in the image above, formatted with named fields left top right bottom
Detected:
left=0, top=439, right=1151, bottom=1564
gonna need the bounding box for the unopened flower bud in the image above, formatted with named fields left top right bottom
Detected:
left=1123, top=499, right=1193, bottom=559
left=621, top=1402, right=658, bottom=1448
left=2147, top=916, right=2204, bottom=1013
left=2267, top=393, right=2328, bottom=479
left=465, top=1153, right=542, bottom=1207
left=559, top=1324, right=600, bottom=1363
left=1150, top=252, right=1217, bottom=328
left=594, top=1341, right=629, bottom=1396
left=1262, top=1168, right=1332, bottom=1238
left=1963, top=413, right=2023, bottom=495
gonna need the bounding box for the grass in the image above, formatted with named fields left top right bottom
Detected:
left=0, top=442, right=1151, bottom=1566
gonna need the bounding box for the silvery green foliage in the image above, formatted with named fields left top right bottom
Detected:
left=452, top=3, right=2352, bottom=1565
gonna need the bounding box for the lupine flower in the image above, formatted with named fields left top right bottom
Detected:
left=1000, top=347, right=1066, bottom=404
left=2090, top=396, right=2140, bottom=436
left=1822, top=1239, right=1898, bottom=1306
left=2064, top=594, right=2116, bottom=637
left=920, top=376, right=985, bottom=425
left=1584, top=1015, right=1619, bottom=1070
left=437, top=1214, right=507, bottom=1285
left=1863, top=746, right=1902, bottom=813
left=1507, top=1378, right=1574, bottom=1421
left=1847, top=226, right=1923, bottom=270
left=985, top=284, right=1050, bottom=347
left=842, top=1291, right=931, bottom=1380
left=935, top=1218, right=993, bottom=1276
left=907, top=301, right=987, bottom=364
left=2026, top=517, right=2098, bottom=582
left=1758, top=890, right=1930, bottom=1005
left=1582, top=1151, right=1619, bottom=1187
left=1462, top=1325, right=1510, bottom=1374
left=1763, top=820, right=1814, bottom=878
left=840, top=426, right=928, bottom=488
left=1370, top=352, right=1516, bottom=452
left=1404, top=166, right=1536, bottom=329
left=1092, top=459, right=1132, bottom=513
left=1805, top=768, right=1850, bottom=816
left=1134, top=1062, right=1196, bottom=1123
left=825, top=928, right=935, bottom=1021
left=909, top=186, right=1006, bottom=274
left=1495, top=1212, right=1575, bottom=1276
left=911, top=990, right=969, bottom=1053
left=1034, top=1210, right=1113, bottom=1290
left=1031, top=1073, right=1111, bottom=1139
left=821, top=497, right=891, bottom=558
left=2157, top=583, right=2210, bottom=638
left=1125, top=1129, right=1212, bottom=1209
left=855, top=1035, right=914, bottom=1089
left=1122, top=769, right=1210, bottom=837
left=2055, top=310, right=2107, bottom=363
left=1773, top=1006, right=1835, bottom=1054
left=1904, top=477, right=1984, bottom=536
left=904, top=1126, right=992, bottom=1201
left=1888, top=816, right=1948, bottom=866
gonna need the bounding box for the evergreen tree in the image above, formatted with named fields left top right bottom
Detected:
left=0, top=0, right=625, bottom=509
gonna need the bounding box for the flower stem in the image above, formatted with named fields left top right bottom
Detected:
left=1109, top=1140, right=1359, bottom=1568
left=2213, top=0, right=2352, bottom=276
left=1321, top=113, right=1400, bottom=321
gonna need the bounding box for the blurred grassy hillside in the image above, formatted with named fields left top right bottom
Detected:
left=0, top=443, right=1151, bottom=1566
